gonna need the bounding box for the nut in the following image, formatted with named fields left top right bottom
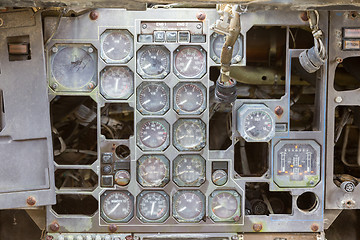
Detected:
left=108, top=224, right=118, bottom=232
left=311, top=223, right=319, bottom=232
left=274, top=106, right=284, bottom=116
left=196, top=12, right=206, bottom=21
left=89, top=11, right=99, bottom=20
left=49, top=221, right=60, bottom=232
left=253, top=223, right=262, bottom=232
left=26, top=196, right=36, bottom=206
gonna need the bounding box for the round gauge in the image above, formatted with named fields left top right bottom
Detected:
left=137, top=119, right=169, bottom=151
left=51, top=46, right=96, bottom=90
left=101, top=30, right=133, bottom=63
left=237, top=104, right=275, bottom=142
left=100, top=66, right=134, bottom=99
left=174, top=46, right=206, bottom=79
left=173, top=155, right=205, bottom=187
left=173, top=119, right=206, bottom=151
left=137, top=155, right=169, bottom=187
left=209, top=190, right=240, bottom=222
left=137, top=82, right=170, bottom=115
left=212, top=169, right=228, bottom=186
left=137, top=45, right=170, bottom=79
left=101, top=191, right=134, bottom=222
left=114, top=170, right=131, bottom=186
left=211, top=33, right=242, bottom=63
left=137, top=191, right=169, bottom=222
left=174, top=83, right=206, bottom=115
left=173, top=190, right=205, bottom=222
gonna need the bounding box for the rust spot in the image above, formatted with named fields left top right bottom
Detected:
left=196, top=12, right=206, bottom=21
left=274, top=106, right=284, bottom=117
left=253, top=223, right=262, bottom=232
left=109, top=224, right=118, bottom=232
left=89, top=11, right=99, bottom=20
left=49, top=221, right=60, bottom=232
left=26, top=196, right=36, bottom=206
left=300, top=12, right=309, bottom=21
left=311, top=223, right=319, bottom=232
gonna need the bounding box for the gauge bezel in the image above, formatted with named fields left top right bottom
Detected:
left=209, top=32, right=243, bottom=64
left=173, top=45, right=207, bottom=79
left=100, top=190, right=134, bottom=223
left=208, top=190, right=241, bottom=222
left=173, top=119, right=206, bottom=151
left=137, top=155, right=170, bottom=187
left=100, top=29, right=134, bottom=64
left=136, top=119, right=170, bottom=151
left=99, top=66, right=134, bottom=100
left=136, top=190, right=170, bottom=223
left=136, top=45, right=171, bottom=79
left=173, top=154, right=206, bottom=187
left=173, top=82, right=207, bottom=115
left=172, top=190, right=206, bottom=223
left=273, top=140, right=321, bottom=188
left=237, top=104, right=276, bottom=142
left=49, top=43, right=98, bottom=92
left=136, top=82, right=170, bottom=115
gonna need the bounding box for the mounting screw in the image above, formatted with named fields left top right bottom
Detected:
left=88, top=82, right=95, bottom=89
left=125, top=235, right=133, bottom=240
left=342, top=199, right=356, bottom=208
left=196, top=23, right=202, bottom=29
left=88, top=47, right=94, bottom=53
left=311, top=223, right=319, bottom=232
left=52, top=47, right=58, bottom=53
left=253, top=223, right=262, bottom=232
left=334, top=96, right=343, bottom=103
left=233, top=216, right=240, bottom=222
left=274, top=106, right=284, bottom=116
left=46, top=236, right=54, bottom=240
left=142, top=23, right=147, bottom=29
left=108, top=224, right=117, bottom=232
left=89, top=11, right=99, bottom=20
left=196, top=12, right=206, bottom=21
left=49, top=221, right=60, bottom=232
left=234, top=55, right=242, bottom=62
left=26, top=196, right=36, bottom=206
left=52, top=83, right=58, bottom=90
left=336, top=57, right=343, bottom=63
left=231, top=235, right=239, bottom=240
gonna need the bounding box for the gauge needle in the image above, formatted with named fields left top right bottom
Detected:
left=184, top=60, right=192, bottom=71
left=142, top=99, right=151, bottom=105
left=178, top=207, right=186, bottom=212
left=142, top=135, right=151, bottom=141
left=107, top=47, right=115, bottom=53
left=178, top=100, right=187, bottom=105
left=143, top=63, right=152, bottom=69
left=247, top=126, right=256, bottom=131
left=151, top=202, right=155, bottom=215
left=108, top=203, right=120, bottom=214
left=213, top=205, right=224, bottom=210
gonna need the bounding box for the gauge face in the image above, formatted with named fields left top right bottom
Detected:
left=101, top=30, right=133, bottom=63
left=100, top=66, right=134, bottom=99
left=101, top=191, right=133, bottom=222
left=137, top=119, right=169, bottom=151
left=173, top=119, right=206, bottom=151
left=137, top=191, right=169, bottom=222
left=174, top=83, right=206, bottom=115
left=173, top=155, right=205, bottom=187
left=238, top=104, right=275, bottom=142
left=212, top=169, right=228, bottom=186
left=173, top=190, right=205, bottom=222
left=114, top=170, right=131, bottom=186
left=211, top=34, right=242, bottom=63
left=137, top=155, right=169, bottom=187
left=210, top=190, right=240, bottom=221
left=174, top=46, right=206, bottom=79
left=137, top=82, right=170, bottom=115
left=137, top=46, right=170, bottom=79
left=274, top=140, right=320, bottom=188
left=51, top=45, right=96, bottom=90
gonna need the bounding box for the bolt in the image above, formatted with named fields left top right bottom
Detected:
left=336, top=57, right=343, bottom=63
left=253, top=223, right=262, bottom=232
left=52, top=47, right=58, bottom=53
left=274, top=106, right=284, bottom=116
left=142, top=23, right=147, bottom=29
left=300, top=11, right=309, bottom=21
left=49, top=221, right=60, bottom=232
left=196, top=12, right=206, bottom=21
left=196, top=23, right=202, bottom=29
left=89, top=11, right=99, bottom=20
left=26, top=196, right=36, bottom=206
left=108, top=224, right=117, bottom=232
left=311, top=223, right=319, bottom=232
left=88, top=47, right=94, bottom=53
left=335, top=96, right=343, bottom=103
left=233, top=216, right=241, bottom=222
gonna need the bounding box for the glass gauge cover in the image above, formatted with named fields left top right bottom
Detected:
left=100, top=66, right=134, bottom=99
left=137, top=82, right=170, bottom=115
left=100, top=30, right=134, bottom=63
left=174, top=46, right=206, bottom=79
left=137, top=119, right=170, bottom=151
left=50, top=44, right=97, bottom=92
left=174, top=82, right=206, bottom=115
left=237, top=104, right=276, bottom=142
left=137, top=45, right=170, bottom=79
left=173, top=155, right=206, bottom=187
left=173, top=119, right=206, bottom=151
left=209, top=190, right=241, bottom=222
left=137, top=191, right=170, bottom=223
left=173, top=190, right=205, bottom=222
left=100, top=191, right=134, bottom=223
left=274, top=140, right=321, bottom=188
left=114, top=170, right=131, bottom=186
left=210, top=33, right=243, bottom=64
left=212, top=169, right=228, bottom=186
left=137, top=155, right=170, bottom=187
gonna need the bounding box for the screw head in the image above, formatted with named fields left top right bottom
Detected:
left=253, top=223, right=263, bottom=232
left=108, top=224, right=117, bottom=232
left=335, top=96, right=343, bottom=103
left=196, top=24, right=202, bottom=29
left=26, top=196, right=36, bottom=206
left=311, top=223, right=319, bottom=232
left=142, top=24, right=147, bottom=29
left=88, top=47, right=94, bottom=53
left=89, top=11, right=99, bottom=20
left=88, top=82, right=95, bottom=89
left=196, top=12, right=206, bottom=21
left=274, top=106, right=284, bottom=116
left=336, top=57, right=343, bottom=63
left=49, top=221, right=60, bottom=232
left=52, top=47, right=58, bottom=53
